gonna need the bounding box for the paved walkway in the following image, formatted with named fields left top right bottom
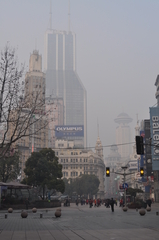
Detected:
left=0, top=203, right=159, bottom=239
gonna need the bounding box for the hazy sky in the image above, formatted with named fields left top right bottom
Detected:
left=0, top=0, right=158, bottom=157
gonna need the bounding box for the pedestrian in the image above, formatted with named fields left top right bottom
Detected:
left=94, top=199, right=97, bottom=207
left=110, top=198, right=115, bottom=212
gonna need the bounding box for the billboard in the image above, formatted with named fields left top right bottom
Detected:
left=150, top=107, right=159, bottom=171
left=55, top=125, right=84, bottom=138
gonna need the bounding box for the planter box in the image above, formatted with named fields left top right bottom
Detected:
left=34, top=200, right=61, bottom=208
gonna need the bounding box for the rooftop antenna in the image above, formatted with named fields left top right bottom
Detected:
left=68, top=0, right=70, bottom=32
left=97, top=118, right=99, bottom=137
left=49, top=0, right=52, bottom=29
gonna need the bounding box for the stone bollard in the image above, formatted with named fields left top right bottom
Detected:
left=21, top=211, right=28, bottom=218
left=123, top=207, right=128, bottom=212
left=8, top=208, right=13, bottom=213
left=32, top=208, right=37, bottom=213
left=40, top=213, right=43, bottom=218
left=56, top=208, right=61, bottom=212
left=55, top=210, right=61, bottom=218
left=139, top=209, right=146, bottom=216
left=146, top=207, right=151, bottom=212
left=5, top=213, right=7, bottom=219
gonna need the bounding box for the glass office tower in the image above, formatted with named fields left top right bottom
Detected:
left=44, top=29, right=87, bottom=147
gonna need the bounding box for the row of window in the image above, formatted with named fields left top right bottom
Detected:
left=62, top=165, right=97, bottom=170
left=60, top=158, right=93, bottom=163
left=62, top=171, right=96, bottom=177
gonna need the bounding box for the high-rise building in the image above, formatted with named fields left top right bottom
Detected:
left=45, top=97, right=64, bottom=148
left=9, top=50, right=48, bottom=180
left=114, top=112, right=132, bottom=160
left=44, top=29, right=87, bottom=147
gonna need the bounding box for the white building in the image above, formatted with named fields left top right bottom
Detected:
left=53, top=136, right=105, bottom=198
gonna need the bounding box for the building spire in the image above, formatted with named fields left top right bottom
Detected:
left=68, top=0, right=70, bottom=32
left=50, top=0, right=52, bottom=29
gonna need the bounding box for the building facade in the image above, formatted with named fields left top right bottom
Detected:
left=44, top=29, right=87, bottom=147
left=53, top=138, right=105, bottom=198
left=45, top=97, right=64, bottom=148
left=114, top=112, right=132, bottom=161
left=11, top=50, right=48, bottom=180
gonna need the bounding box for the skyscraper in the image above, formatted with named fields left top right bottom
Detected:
left=44, top=29, right=87, bottom=147
left=114, top=112, right=132, bottom=160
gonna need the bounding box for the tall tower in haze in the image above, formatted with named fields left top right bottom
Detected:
left=44, top=4, right=87, bottom=147
left=114, top=112, right=132, bottom=161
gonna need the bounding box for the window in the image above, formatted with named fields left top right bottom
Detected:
left=76, top=172, right=78, bottom=176
left=61, top=159, right=63, bottom=163
left=71, top=159, right=72, bottom=162
left=84, top=159, right=85, bottom=162
left=86, top=159, right=87, bottom=162
left=66, top=159, right=68, bottom=162
left=80, top=159, right=82, bottom=162
left=64, top=159, right=65, bottom=163
left=76, top=159, right=78, bottom=162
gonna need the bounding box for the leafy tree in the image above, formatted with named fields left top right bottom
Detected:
left=64, top=174, right=100, bottom=198
left=0, top=151, right=20, bottom=182
left=22, top=148, right=65, bottom=199
left=126, top=187, right=144, bottom=202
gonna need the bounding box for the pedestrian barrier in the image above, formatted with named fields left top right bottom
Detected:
left=122, top=207, right=128, bottom=212
left=55, top=210, right=61, bottom=218
left=139, top=209, right=146, bottom=216
left=32, top=208, right=37, bottom=213
left=156, top=212, right=159, bottom=215
left=21, top=211, right=28, bottom=218
left=8, top=208, right=13, bottom=213
left=5, top=213, right=7, bottom=219
left=40, top=213, right=43, bottom=218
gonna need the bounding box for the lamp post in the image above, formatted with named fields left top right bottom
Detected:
left=115, top=166, right=135, bottom=207
left=121, top=166, right=128, bottom=207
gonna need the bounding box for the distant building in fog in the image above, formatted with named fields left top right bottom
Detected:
left=44, top=29, right=87, bottom=147
left=114, top=112, right=132, bottom=161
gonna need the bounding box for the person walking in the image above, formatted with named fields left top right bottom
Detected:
left=110, top=198, right=115, bottom=212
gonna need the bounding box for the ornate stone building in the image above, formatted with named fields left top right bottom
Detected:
left=53, top=136, right=105, bottom=198
left=8, top=50, right=48, bottom=180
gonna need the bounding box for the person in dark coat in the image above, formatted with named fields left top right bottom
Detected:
left=147, top=199, right=152, bottom=207
left=110, top=198, right=115, bottom=212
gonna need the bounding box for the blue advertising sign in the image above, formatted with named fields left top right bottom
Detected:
left=150, top=107, right=159, bottom=171
left=55, top=125, right=84, bottom=138
left=122, top=183, right=128, bottom=189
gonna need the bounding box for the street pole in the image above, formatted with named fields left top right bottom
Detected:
left=115, top=166, right=135, bottom=207
left=123, top=168, right=126, bottom=207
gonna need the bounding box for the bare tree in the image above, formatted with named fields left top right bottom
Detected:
left=0, top=45, right=51, bottom=158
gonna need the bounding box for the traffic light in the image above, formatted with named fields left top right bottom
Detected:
left=136, top=136, right=144, bottom=155
left=106, top=167, right=110, bottom=177
left=140, top=167, right=144, bottom=177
